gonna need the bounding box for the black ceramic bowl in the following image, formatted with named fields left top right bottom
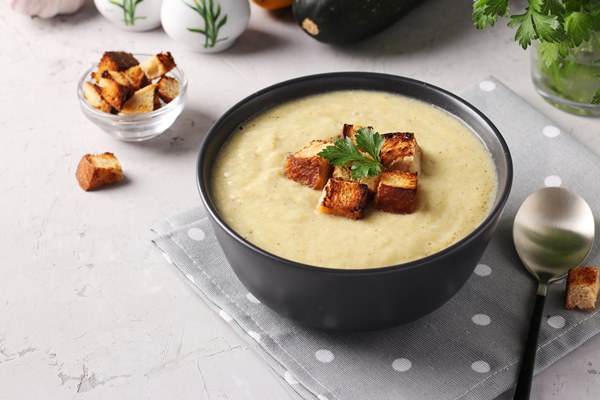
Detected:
left=197, top=72, right=512, bottom=331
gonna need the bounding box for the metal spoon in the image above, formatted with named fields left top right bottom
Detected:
left=512, top=187, right=595, bottom=400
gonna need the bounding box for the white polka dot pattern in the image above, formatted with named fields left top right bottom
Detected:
left=542, top=125, right=560, bottom=138
left=474, top=264, right=492, bottom=276
left=479, top=80, right=496, bottom=92
left=472, top=314, right=491, bottom=326
left=548, top=315, right=566, bottom=329
left=315, top=349, right=334, bottom=363
left=544, top=175, right=562, bottom=187
left=246, top=293, right=261, bottom=304
left=392, top=358, right=412, bottom=372
left=471, top=360, right=490, bottom=373
left=188, top=227, right=206, bottom=241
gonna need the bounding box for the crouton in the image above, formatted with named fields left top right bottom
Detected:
left=82, top=82, right=113, bottom=113
left=97, top=77, right=128, bottom=111
left=342, top=123, right=368, bottom=144
left=332, top=165, right=381, bottom=195
left=154, top=91, right=162, bottom=110
left=374, top=170, right=418, bottom=214
left=380, top=132, right=421, bottom=174
left=76, top=152, right=123, bottom=191
left=94, top=51, right=139, bottom=81
left=120, top=84, right=157, bottom=115
left=565, top=266, right=599, bottom=310
left=140, top=52, right=176, bottom=80
left=101, top=70, right=134, bottom=97
left=317, top=178, right=369, bottom=220
left=123, top=65, right=149, bottom=90
left=157, top=76, right=180, bottom=103
left=285, top=140, right=333, bottom=190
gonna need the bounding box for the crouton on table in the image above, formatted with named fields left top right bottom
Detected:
left=565, top=266, right=599, bottom=310
left=374, top=170, right=418, bottom=214
left=317, top=178, right=369, bottom=220
left=380, top=132, right=421, bottom=174
left=284, top=140, right=333, bottom=190
left=76, top=153, right=123, bottom=191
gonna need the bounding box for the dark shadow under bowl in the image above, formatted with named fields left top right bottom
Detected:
left=197, top=72, right=512, bottom=331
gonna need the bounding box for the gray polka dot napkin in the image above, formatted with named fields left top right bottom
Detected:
left=151, top=77, right=600, bottom=400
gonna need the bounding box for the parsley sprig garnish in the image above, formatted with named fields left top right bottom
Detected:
left=473, top=0, right=600, bottom=104
left=317, top=127, right=384, bottom=179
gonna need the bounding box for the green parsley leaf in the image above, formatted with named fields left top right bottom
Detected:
left=317, top=128, right=384, bottom=179
left=355, top=128, right=384, bottom=162
left=592, top=89, right=600, bottom=105
left=538, top=41, right=570, bottom=66
left=317, top=137, right=365, bottom=167
left=473, top=0, right=498, bottom=29
left=565, top=11, right=593, bottom=46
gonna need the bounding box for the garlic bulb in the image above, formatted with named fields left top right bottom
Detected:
left=8, top=0, right=86, bottom=18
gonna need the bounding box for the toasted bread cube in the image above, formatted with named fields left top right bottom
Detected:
left=123, top=65, right=149, bottom=90
left=374, top=170, right=418, bottom=214
left=154, top=91, right=162, bottom=110
left=317, top=178, right=369, bottom=220
left=120, top=84, right=157, bottom=115
left=140, top=52, right=176, bottom=80
left=157, top=76, right=180, bottom=103
left=284, top=140, right=333, bottom=190
left=97, top=77, right=128, bottom=111
left=565, top=266, right=599, bottom=310
left=93, top=51, right=139, bottom=81
left=101, top=70, right=134, bottom=97
left=83, top=82, right=113, bottom=113
left=332, top=165, right=380, bottom=195
left=342, top=123, right=368, bottom=144
left=380, top=132, right=421, bottom=174
left=76, top=152, right=123, bottom=191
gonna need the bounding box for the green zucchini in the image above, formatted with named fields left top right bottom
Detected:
left=292, top=0, right=425, bottom=44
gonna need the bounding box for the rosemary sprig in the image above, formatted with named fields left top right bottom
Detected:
left=108, top=0, right=146, bottom=26
left=183, top=0, right=229, bottom=49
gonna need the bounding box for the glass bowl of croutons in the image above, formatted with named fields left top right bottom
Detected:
left=77, top=52, right=187, bottom=142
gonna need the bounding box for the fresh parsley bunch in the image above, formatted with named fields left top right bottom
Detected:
left=473, top=0, right=600, bottom=104
left=317, top=127, right=384, bottom=179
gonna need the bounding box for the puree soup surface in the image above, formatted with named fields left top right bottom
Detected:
left=211, top=90, right=497, bottom=269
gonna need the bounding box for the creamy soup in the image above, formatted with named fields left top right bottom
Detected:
left=211, top=90, right=497, bottom=269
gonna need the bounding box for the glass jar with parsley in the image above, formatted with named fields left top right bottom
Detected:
left=473, top=0, right=600, bottom=117
left=532, top=32, right=600, bottom=116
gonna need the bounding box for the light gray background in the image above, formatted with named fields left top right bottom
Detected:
left=1, top=0, right=599, bottom=399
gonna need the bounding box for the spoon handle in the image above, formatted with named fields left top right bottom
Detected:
left=513, top=291, right=547, bottom=400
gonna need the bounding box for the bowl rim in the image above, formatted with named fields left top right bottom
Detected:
left=197, top=72, right=513, bottom=275
left=76, top=53, right=188, bottom=122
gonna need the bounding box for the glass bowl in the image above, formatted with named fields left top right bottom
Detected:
left=76, top=54, right=187, bottom=142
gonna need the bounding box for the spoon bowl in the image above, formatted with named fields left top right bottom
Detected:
left=514, top=187, right=595, bottom=284
left=512, top=187, right=595, bottom=400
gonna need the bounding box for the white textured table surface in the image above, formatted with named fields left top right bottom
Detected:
left=1, top=1, right=599, bottom=399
